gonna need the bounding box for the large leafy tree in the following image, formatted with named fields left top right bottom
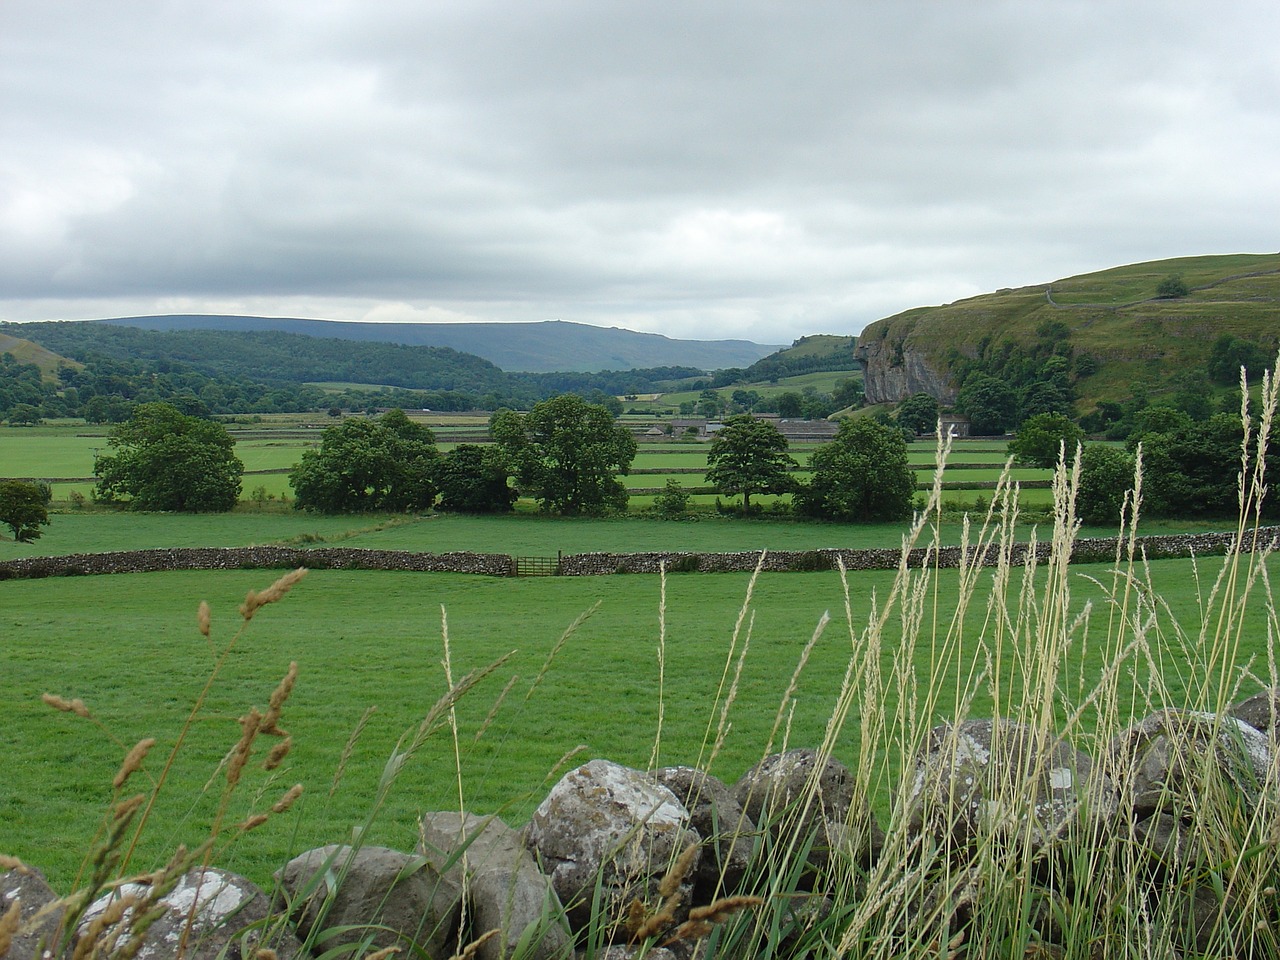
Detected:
left=435, top=443, right=517, bottom=513
left=94, top=402, right=243, bottom=511
left=491, top=394, right=637, bottom=515
left=895, top=393, right=940, bottom=435
left=0, top=480, right=51, bottom=541
left=704, top=414, right=796, bottom=511
left=1076, top=445, right=1136, bottom=527
left=1007, top=413, right=1085, bottom=469
left=795, top=417, right=915, bottom=522
left=290, top=409, right=439, bottom=513
left=956, top=374, right=1018, bottom=436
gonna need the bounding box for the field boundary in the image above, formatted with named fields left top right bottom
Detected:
left=2, top=527, right=1277, bottom=580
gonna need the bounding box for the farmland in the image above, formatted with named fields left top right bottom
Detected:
left=3, top=550, right=1264, bottom=892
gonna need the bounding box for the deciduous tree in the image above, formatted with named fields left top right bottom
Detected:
left=704, top=414, right=796, bottom=511
left=491, top=394, right=637, bottom=515
left=435, top=443, right=517, bottom=513
left=94, top=402, right=243, bottom=511
left=0, top=479, right=51, bottom=541
left=290, top=409, right=439, bottom=513
left=895, top=393, right=940, bottom=435
left=1007, top=413, right=1084, bottom=468
left=795, top=417, right=916, bottom=522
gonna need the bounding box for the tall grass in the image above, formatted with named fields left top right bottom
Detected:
left=4, top=363, right=1278, bottom=959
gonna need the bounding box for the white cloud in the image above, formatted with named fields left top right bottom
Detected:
left=2, top=1, right=1277, bottom=344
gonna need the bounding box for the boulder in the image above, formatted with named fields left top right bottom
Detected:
left=734, top=749, right=881, bottom=873
left=418, top=812, right=571, bottom=960
left=523, top=759, right=701, bottom=932
left=1228, top=687, right=1280, bottom=741
left=903, top=719, right=1112, bottom=856
left=1108, top=709, right=1273, bottom=869
left=1, top=864, right=64, bottom=960
left=79, top=867, right=299, bottom=960
left=649, top=767, right=755, bottom=897
left=277, top=844, right=460, bottom=958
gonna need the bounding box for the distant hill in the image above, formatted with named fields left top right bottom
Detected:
left=0, top=332, right=81, bottom=380
left=855, top=253, right=1280, bottom=410
left=96, top=316, right=782, bottom=373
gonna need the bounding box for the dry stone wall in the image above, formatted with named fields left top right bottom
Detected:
left=1, top=527, right=1276, bottom=581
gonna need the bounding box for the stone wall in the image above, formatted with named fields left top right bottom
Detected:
left=2, top=527, right=1276, bottom=581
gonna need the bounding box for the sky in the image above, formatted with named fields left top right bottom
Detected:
left=2, top=1, right=1278, bottom=346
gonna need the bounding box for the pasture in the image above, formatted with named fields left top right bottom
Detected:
left=2, top=548, right=1264, bottom=893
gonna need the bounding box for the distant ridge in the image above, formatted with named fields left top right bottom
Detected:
left=97, top=315, right=782, bottom=373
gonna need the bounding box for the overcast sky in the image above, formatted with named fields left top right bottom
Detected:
left=2, top=1, right=1277, bottom=345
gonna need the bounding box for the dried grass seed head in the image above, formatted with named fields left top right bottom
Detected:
left=113, top=738, right=157, bottom=791
left=42, top=693, right=91, bottom=718
left=197, top=601, right=211, bottom=637
left=240, top=568, right=307, bottom=621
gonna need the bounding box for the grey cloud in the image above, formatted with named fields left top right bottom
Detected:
left=1, top=1, right=1278, bottom=342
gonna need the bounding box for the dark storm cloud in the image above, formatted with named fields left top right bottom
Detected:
left=2, top=1, right=1277, bottom=341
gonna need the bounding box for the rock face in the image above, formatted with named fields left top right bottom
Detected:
left=278, top=845, right=461, bottom=958
left=1, top=865, right=63, bottom=960
left=79, top=868, right=299, bottom=960
left=902, top=719, right=1113, bottom=856
left=418, top=812, right=571, bottom=960
left=855, top=332, right=958, bottom=405
left=523, top=759, right=701, bottom=932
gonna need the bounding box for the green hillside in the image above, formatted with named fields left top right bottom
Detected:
left=0, top=332, right=81, bottom=380
left=857, top=253, right=1280, bottom=410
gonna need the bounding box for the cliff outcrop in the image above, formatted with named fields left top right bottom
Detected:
left=854, top=319, right=959, bottom=405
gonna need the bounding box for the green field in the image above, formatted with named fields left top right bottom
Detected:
left=2, top=550, right=1263, bottom=892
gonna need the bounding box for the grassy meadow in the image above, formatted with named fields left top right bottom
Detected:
left=3, top=549, right=1265, bottom=894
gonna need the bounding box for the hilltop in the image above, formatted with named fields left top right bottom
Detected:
left=856, top=253, right=1280, bottom=412
left=0, top=332, right=81, bottom=380
left=95, top=315, right=782, bottom=373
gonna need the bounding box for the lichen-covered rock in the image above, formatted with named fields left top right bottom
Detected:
left=277, top=845, right=460, bottom=958
left=1108, top=709, right=1273, bottom=873
left=1109, top=709, right=1272, bottom=818
left=523, top=759, right=701, bottom=932
left=650, top=767, right=755, bottom=897
left=79, top=868, right=299, bottom=960
left=1, top=864, right=64, bottom=960
left=1229, top=687, right=1280, bottom=741
left=734, top=749, right=881, bottom=873
left=903, top=720, right=1113, bottom=855
left=418, top=812, right=570, bottom=960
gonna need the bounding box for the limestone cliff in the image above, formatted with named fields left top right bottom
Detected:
left=855, top=319, right=959, bottom=405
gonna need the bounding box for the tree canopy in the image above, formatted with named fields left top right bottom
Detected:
left=704, top=414, right=796, bottom=510
left=1076, top=445, right=1136, bottom=527
left=895, top=393, right=940, bottom=435
left=1007, top=413, right=1085, bottom=469
left=795, top=417, right=916, bottom=522
left=435, top=443, right=517, bottom=513
left=290, top=409, right=439, bottom=513
left=94, top=402, right=243, bottom=511
left=491, top=394, right=637, bottom=515
left=0, top=480, right=51, bottom=541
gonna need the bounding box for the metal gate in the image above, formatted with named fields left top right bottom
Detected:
left=513, top=553, right=561, bottom=576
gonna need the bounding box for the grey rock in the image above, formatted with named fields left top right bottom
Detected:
left=650, top=767, right=755, bottom=896
left=278, top=844, right=460, bottom=958
left=418, top=812, right=571, bottom=960
left=734, top=749, right=881, bottom=873
left=1109, top=709, right=1272, bottom=820
left=903, top=719, right=1113, bottom=855
left=855, top=335, right=958, bottom=406
left=79, top=867, right=299, bottom=960
left=524, top=759, right=701, bottom=933
left=1228, top=687, right=1280, bottom=741
left=1, top=865, right=64, bottom=960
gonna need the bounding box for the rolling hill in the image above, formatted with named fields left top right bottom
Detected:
left=856, top=253, right=1280, bottom=411
left=95, top=316, right=781, bottom=373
